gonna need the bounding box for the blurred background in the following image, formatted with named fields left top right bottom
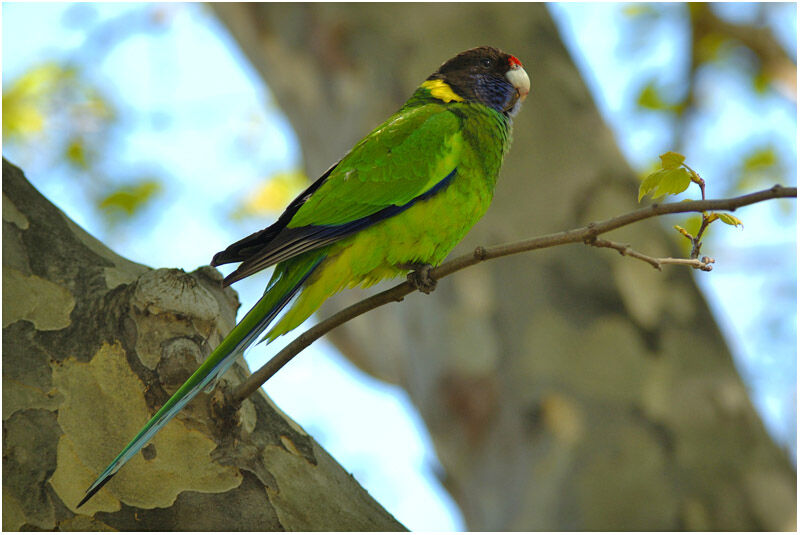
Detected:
left=3, top=3, right=795, bottom=530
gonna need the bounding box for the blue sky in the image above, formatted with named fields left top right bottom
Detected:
left=3, top=3, right=796, bottom=530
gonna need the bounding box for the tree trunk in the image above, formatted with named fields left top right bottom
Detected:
left=210, top=3, right=795, bottom=530
left=2, top=159, right=404, bottom=531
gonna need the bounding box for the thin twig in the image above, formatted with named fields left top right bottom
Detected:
left=690, top=214, right=713, bottom=259
left=230, top=184, right=796, bottom=404
left=587, top=237, right=714, bottom=271
left=684, top=164, right=706, bottom=200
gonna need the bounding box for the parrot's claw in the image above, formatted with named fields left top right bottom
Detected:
left=402, top=263, right=437, bottom=294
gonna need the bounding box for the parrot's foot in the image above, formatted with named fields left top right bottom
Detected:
left=401, top=263, right=437, bottom=294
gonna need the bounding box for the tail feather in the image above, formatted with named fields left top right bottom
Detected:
left=77, top=253, right=325, bottom=508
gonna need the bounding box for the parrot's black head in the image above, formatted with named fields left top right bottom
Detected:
left=428, top=46, right=530, bottom=116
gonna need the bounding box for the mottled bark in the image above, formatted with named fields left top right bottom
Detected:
left=210, top=3, right=795, bottom=530
left=2, top=159, right=404, bottom=531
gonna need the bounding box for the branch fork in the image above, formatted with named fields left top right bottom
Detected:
left=585, top=236, right=715, bottom=271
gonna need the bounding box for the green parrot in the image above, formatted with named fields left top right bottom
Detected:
left=78, top=45, right=529, bottom=507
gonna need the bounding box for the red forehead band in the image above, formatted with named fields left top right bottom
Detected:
left=508, top=55, right=522, bottom=67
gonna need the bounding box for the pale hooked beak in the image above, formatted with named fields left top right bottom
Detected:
left=504, top=63, right=530, bottom=116
left=506, top=63, right=531, bottom=102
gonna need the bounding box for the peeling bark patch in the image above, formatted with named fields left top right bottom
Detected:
left=3, top=268, right=75, bottom=330
left=3, top=219, right=31, bottom=274
left=49, top=430, right=122, bottom=514
left=59, top=215, right=148, bottom=289
left=50, top=342, right=241, bottom=513
left=3, top=192, right=30, bottom=229
left=279, top=434, right=303, bottom=456
left=102, top=266, right=141, bottom=291
left=250, top=389, right=317, bottom=466
left=3, top=321, right=63, bottom=419
left=3, top=486, right=27, bottom=531
left=2, top=377, right=63, bottom=421
left=3, top=409, right=60, bottom=530
left=207, top=389, right=318, bottom=496
left=239, top=398, right=257, bottom=434
left=97, top=470, right=281, bottom=531
left=56, top=514, right=116, bottom=531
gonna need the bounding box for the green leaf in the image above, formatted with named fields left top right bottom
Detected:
left=743, top=147, right=777, bottom=171
left=2, top=63, right=68, bottom=140
left=638, top=170, right=663, bottom=201
left=637, top=81, right=666, bottom=111
left=696, top=32, right=728, bottom=63
left=716, top=212, right=743, bottom=228
left=65, top=137, right=90, bottom=169
left=735, top=145, right=783, bottom=192
left=231, top=170, right=309, bottom=220
left=639, top=168, right=692, bottom=201
left=659, top=151, right=685, bottom=170
left=752, top=69, right=770, bottom=94
left=99, top=180, right=162, bottom=218
left=622, top=5, right=658, bottom=18
left=654, top=168, right=691, bottom=198
left=636, top=81, right=685, bottom=114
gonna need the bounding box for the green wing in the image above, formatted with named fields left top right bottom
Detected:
left=289, top=102, right=464, bottom=228
left=211, top=100, right=467, bottom=284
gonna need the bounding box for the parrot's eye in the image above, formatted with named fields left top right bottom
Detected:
left=480, top=57, right=492, bottom=69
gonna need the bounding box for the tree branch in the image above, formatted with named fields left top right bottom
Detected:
left=586, top=237, right=715, bottom=271
left=230, top=184, right=796, bottom=404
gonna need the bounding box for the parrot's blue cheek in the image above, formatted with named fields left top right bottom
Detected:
left=474, top=76, right=516, bottom=113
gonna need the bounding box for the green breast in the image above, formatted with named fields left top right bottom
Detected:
left=328, top=101, right=511, bottom=285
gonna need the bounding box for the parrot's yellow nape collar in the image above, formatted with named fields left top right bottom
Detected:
left=421, top=79, right=464, bottom=103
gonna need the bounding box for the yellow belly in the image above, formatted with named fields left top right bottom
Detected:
left=266, top=171, right=492, bottom=340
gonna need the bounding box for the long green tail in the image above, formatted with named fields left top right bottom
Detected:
left=77, top=253, right=325, bottom=507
